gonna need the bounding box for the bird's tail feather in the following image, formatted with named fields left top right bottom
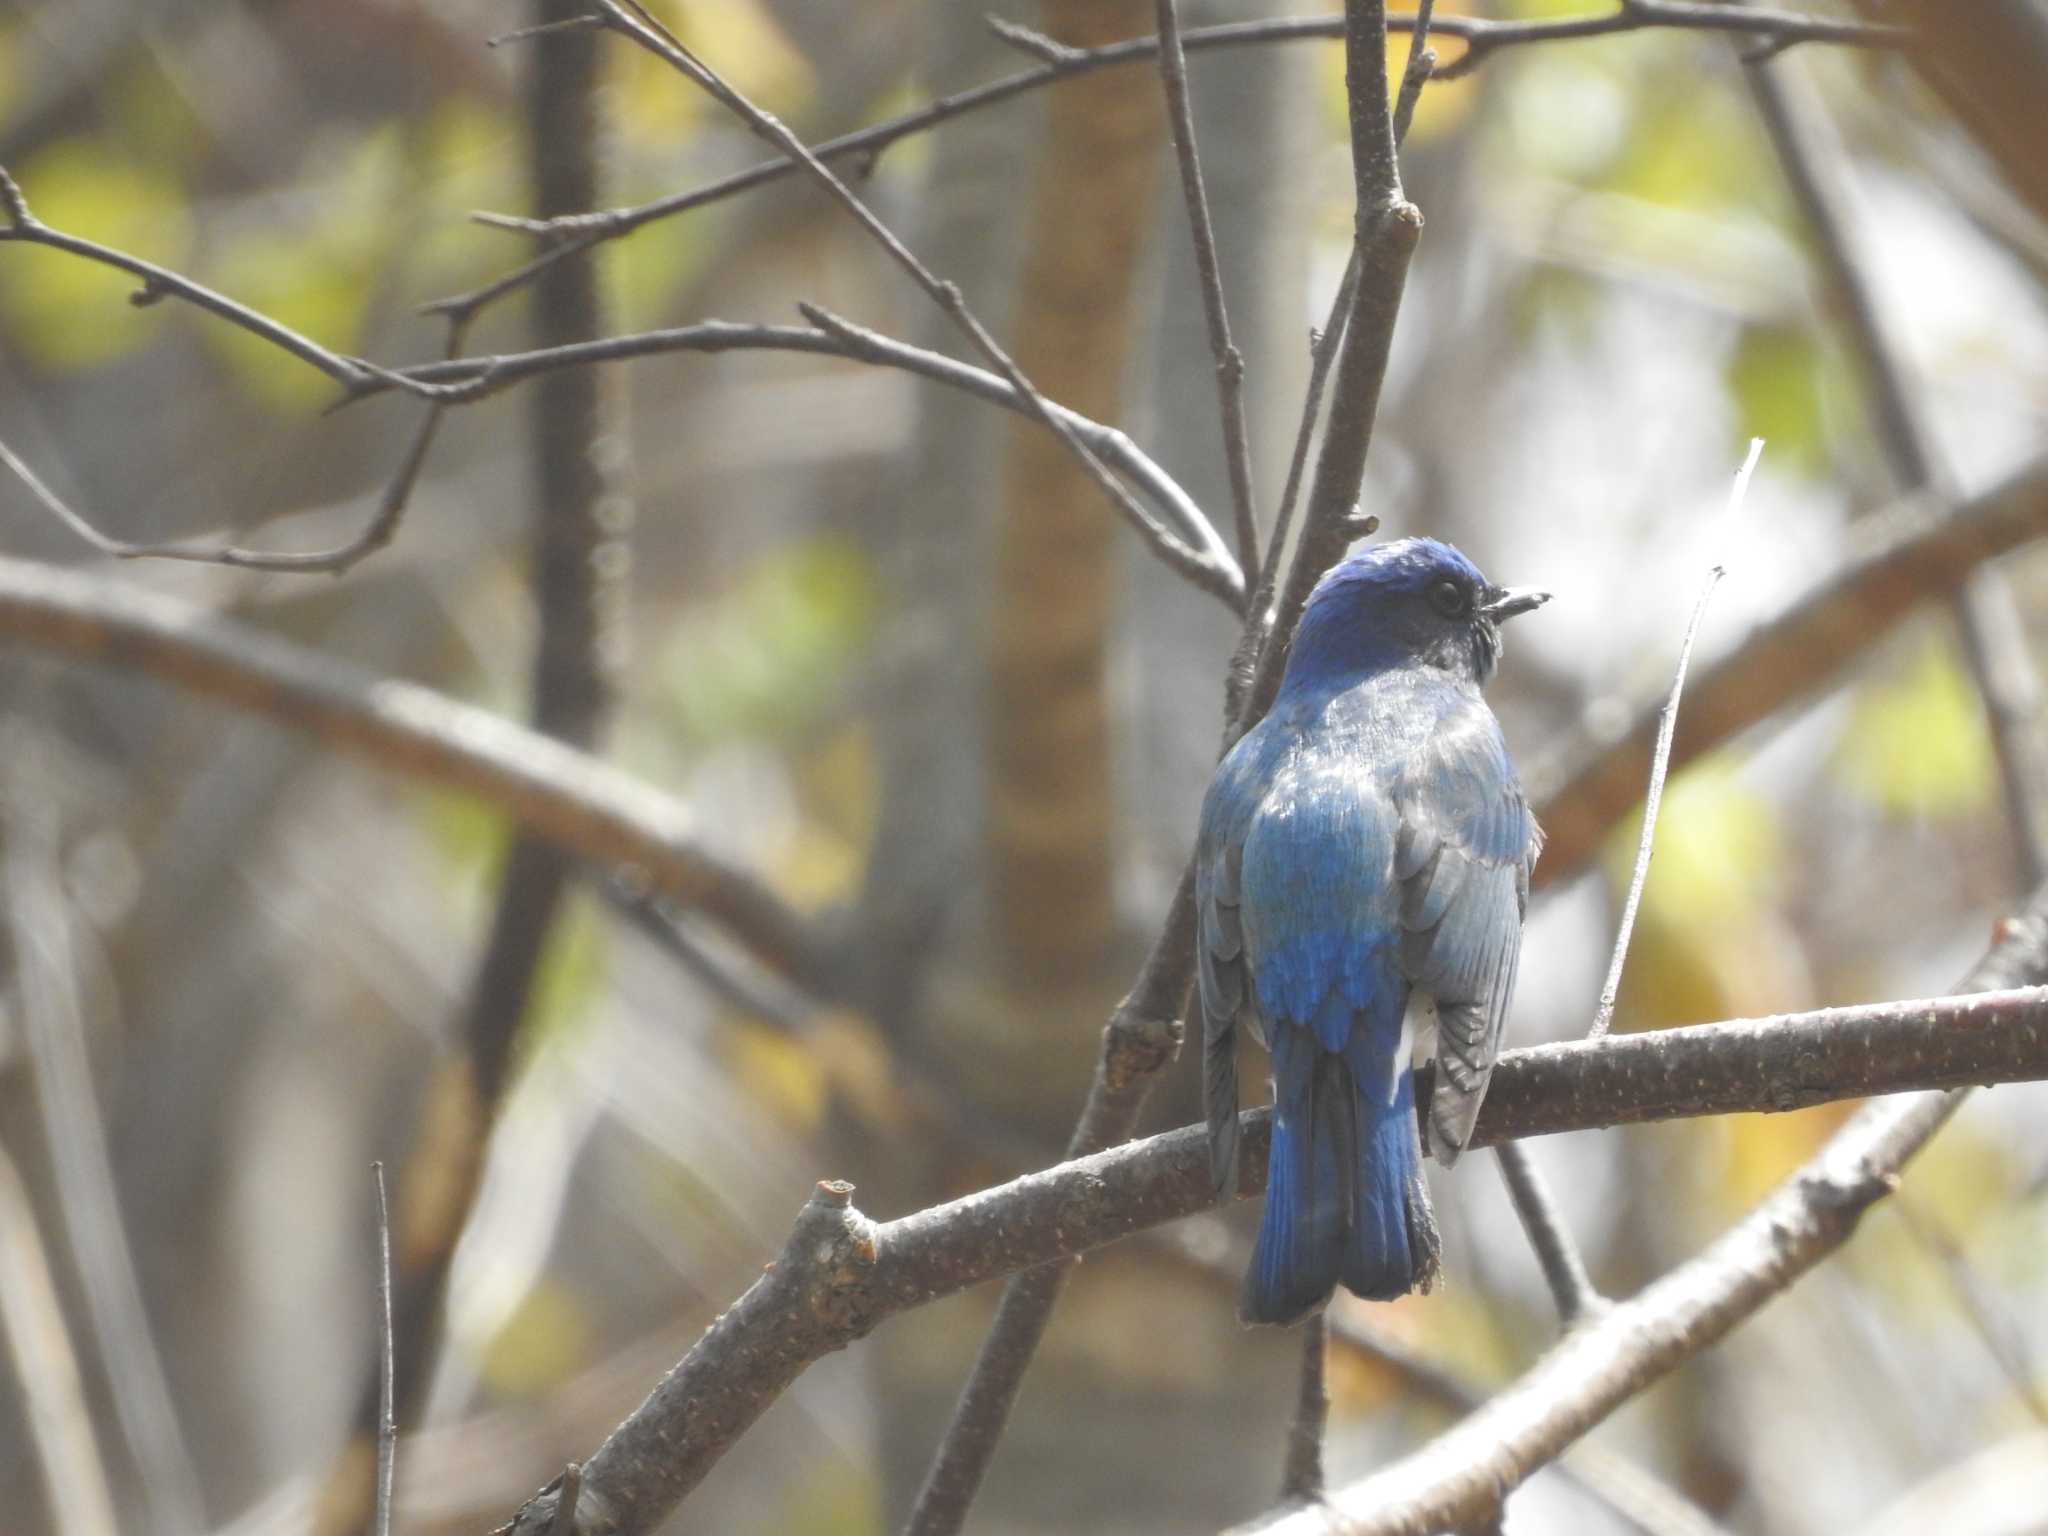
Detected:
left=1242, top=1033, right=1439, bottom=1326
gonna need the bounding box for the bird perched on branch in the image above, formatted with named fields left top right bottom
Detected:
left=1198, top=538, right=1546, bottom=1325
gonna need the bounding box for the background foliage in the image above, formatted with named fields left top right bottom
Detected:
left=1, top=2, right=2046, bottom=1534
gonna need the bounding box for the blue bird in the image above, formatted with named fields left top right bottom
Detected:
left=1198, top=538, right=1546, bottom=1325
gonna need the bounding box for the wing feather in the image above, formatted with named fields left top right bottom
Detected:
left=1393, top=700, right=1539, bottom=1164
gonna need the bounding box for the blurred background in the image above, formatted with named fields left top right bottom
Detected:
left=1, top=1, right=2046, bottom=1533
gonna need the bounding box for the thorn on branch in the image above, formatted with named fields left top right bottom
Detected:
left=472, top=210, right=555, bottom=236
left=1431, top=39, right=1491, bottom=82
left=794, top=300, right=865, bottom=350
left=486, top=13, right=604, bottom=48
left=0, top=164, right=29, bottom=228
left=129, top=275, right=171, bottom=308
left=1102, top=1001, right=1185, bottom=1094
left=543, top=1463, right=582, bottom=1536
left=985, top=16, right=1082, bottom=66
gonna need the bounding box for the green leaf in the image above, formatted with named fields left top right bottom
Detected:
left=1727, top=322, right=1828, bottom=477
left=656, top=537, right=877, bottom=747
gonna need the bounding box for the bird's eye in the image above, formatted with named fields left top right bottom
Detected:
left=1426, top=578, right=1470, bottom=619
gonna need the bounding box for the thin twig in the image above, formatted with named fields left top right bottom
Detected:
left=1228, top=0, right=1434, bottom=717
left=1390, top=0, right=1439, bottom=143
left=351, top=308, right=1236, bottom=601
left=900, top=863, right=1196, bottom=1536
left=372, top=1164, right=396, bottom=1536
left=1526, top=453, right=2048, bottom=888
left=0, top=322, right=464, bottom=574
left=488, top=14, right=602, bottom=48
left=1153, top=0, right=1259, bottom=571
left=1238, top=884, right=2048, bottom=1535
left=1494, top=1144, right=1605, bottom=1326
left=587, top=0, right=1246, bottom=611
left=1160, top=1232, right=1735, bottom=1536
left=1588, top=439, right=1758, bottom=1039
left=449, top=5, right=1907, bottom=319
left=5, top=797, right=206, bottom=1536
left=1259, top=248, right=1358, bottom=621
left=0, top=166, right=450, bottom=403
left=1279, top=1315, right=1330, bottom=1503
left=491, top=977, right=2048, bottom=1534
left=0, top=1142, right=120, bottom=1536
left=335, top=20, right=631, bottom=1512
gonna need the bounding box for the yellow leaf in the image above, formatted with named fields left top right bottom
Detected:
left=675, top=0, right=815, bottom=109
left=479, top=1280, right=592, bottom=1396
left=810, top=1010, right=900, bottom=1130
left=1834, top=637, right=1996, bottom=817
left=1710, top=1103, right=1856, bottom=1211
left=726, top=1019, right=829, bottom=1130
left=1609, top=760, right=1783, bottom=925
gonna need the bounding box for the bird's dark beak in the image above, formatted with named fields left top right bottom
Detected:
left=1480, top=585, right=1549, bottom=622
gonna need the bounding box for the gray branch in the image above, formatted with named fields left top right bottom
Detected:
left=499, top=980, right=2048, bottom=1534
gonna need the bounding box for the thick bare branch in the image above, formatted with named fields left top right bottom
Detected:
left=905, top=5, right=1418, bottom=1525
left=1236, top=889, right=2048, bottom=1536
left=1238, top=2, right=1419, bottom=726
left=1744, top=49, right=2048, bottom=885
left=1530, top=453, right=2048, bottom=886
left=0, top=555, right=828, bottom=991
left=496, top=978, right=2048, bottom=1533
left=3, top=445, right=2042, bottom=1015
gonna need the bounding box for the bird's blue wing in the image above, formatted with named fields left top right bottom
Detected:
left=1392, top=699, right=1541, bottom=1161
left=1196, top=730, right=1268, bottom=1198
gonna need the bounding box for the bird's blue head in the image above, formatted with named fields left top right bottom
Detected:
left=1280, top=537, right=1548, bottom=698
